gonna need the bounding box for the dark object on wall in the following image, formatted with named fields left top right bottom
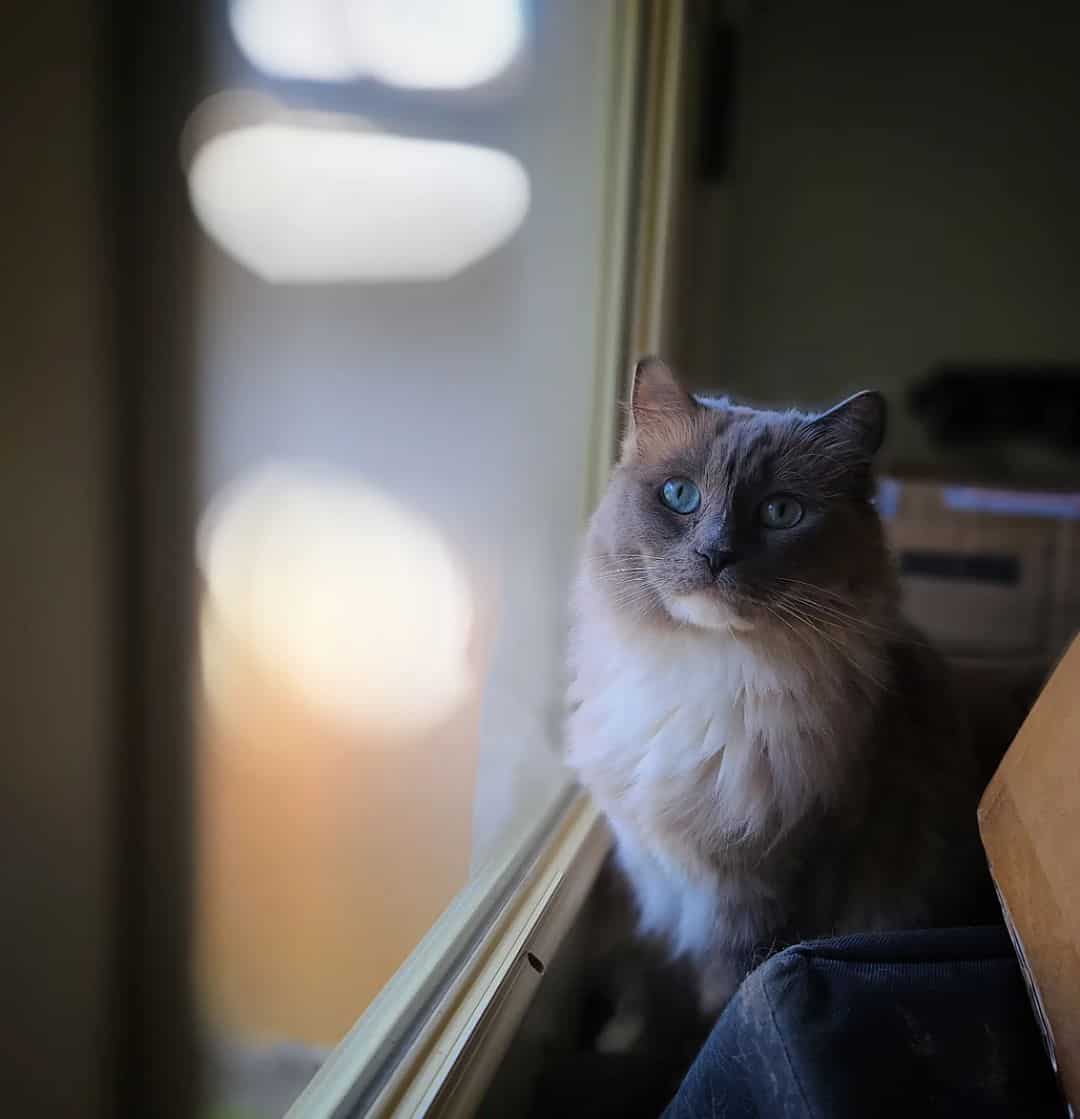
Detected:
left=662, top=928, right=1066, bottom=1119
left=696, top=18, right=739, bottom=181
left=909, top=365, right=1080, bottom=452
left=898, top=550, right=1020, bottom=584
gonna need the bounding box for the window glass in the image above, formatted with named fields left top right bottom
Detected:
left=189, top=3, right=622, bottom=1113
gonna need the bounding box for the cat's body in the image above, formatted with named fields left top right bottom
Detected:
left=567, top=359, right=987, bottom=1010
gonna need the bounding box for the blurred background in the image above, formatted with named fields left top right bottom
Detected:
left=4, top=1, right=1080, bottom=1117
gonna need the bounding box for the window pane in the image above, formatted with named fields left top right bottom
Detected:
left=189, top=3, right=623, bottom=1113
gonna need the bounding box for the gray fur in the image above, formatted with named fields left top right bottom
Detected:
left=567, top=358, right=986, bottom=1012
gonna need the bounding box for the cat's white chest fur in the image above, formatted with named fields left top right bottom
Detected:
left=568, top=608, right=859, bottom=961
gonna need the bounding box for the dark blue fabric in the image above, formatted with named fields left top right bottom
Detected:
left=662, top=927, right=1065, bottom=1118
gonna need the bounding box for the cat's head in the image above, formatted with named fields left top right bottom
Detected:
left=587, top=357, right=894, bottom=632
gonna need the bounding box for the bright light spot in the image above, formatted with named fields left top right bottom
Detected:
left=345, top=0, right=525, bottom=89
left=198, top=466, right=475, bottom=739
left=229, top=0, right=356, bottom=82
left=229, top=0, right=525, bottom=89
left=188, top=122, right=530, bottom=282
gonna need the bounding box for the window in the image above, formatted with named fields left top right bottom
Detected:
left=182, top=3, right=660, bottom=1115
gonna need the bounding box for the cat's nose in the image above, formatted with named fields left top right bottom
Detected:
left=696, top=545, right=738, bottom=576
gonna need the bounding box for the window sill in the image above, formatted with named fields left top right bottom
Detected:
left=288, top=793, right=610, bottom=1119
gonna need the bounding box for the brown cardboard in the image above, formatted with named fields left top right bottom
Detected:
left=1061, top=521, right=1080, bottom=655
left=889, top=508, right=1054, bottom=655
left=878, top=477, right=1080, bottom=663
left=979, top=634, right=1080, bottom=1113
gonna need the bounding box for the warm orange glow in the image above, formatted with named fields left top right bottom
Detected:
left=198, top=466, right=475, bottom=739
left=195, top=467, right=485, bottom=1046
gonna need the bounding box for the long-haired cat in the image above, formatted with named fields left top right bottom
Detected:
left=567, top=357, right=989, bottom=1012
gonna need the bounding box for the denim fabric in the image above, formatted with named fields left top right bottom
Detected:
left=662, top=927, right=1065, bottom=1118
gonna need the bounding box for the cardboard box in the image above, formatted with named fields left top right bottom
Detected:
left=979, top=635, right=1080, bottom=1115
left=1061, top=521, right=1080, bottom=655
left=877, top=477, right=1080, bottom=663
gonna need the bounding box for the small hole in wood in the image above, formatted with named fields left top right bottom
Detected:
left=526, top=951, right=545, bottom=974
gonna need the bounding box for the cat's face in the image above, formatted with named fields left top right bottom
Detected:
left=589, top=358, right=892, bottom=632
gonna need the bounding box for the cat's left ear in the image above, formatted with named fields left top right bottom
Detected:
left=812, top=390, right=887, bottom=458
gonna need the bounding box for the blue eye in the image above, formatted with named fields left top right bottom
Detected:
left=759, top=495, right=803, bottom=529
left=660, top=477, right=701, bottom=514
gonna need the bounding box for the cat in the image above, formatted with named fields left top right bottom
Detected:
left=567, top=357, right=989, bottom=1012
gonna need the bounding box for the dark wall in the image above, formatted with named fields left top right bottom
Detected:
left=675, top=0, right=1080, bottom=478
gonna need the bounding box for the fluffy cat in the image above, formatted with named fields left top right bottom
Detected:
left=567, top=357, right=988, bottom=1012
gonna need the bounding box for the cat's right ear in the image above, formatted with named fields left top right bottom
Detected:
left=631, top=356, right=696, bottom=423
left=625, top=357, right=698, bottom=458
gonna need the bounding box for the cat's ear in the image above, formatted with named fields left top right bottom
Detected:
left=624, top=357, right=699, bottom=460
left=812, top=390, right=886, bottom=458
left=630, top=356, right=698, bottom=426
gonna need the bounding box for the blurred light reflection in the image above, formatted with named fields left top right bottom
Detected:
left=229, top=0, right=526, bottom=89
left=187, top=119, right=530, bottom=282
left=196, top=467, right=484, bottom=1045
left=197, top=465, right=475, bottom=737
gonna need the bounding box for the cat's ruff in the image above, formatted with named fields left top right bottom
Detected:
left=568, top=591, right=878, bottom=963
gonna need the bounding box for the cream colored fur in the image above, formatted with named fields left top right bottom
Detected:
left=567, top=557, right=888, bottom=976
